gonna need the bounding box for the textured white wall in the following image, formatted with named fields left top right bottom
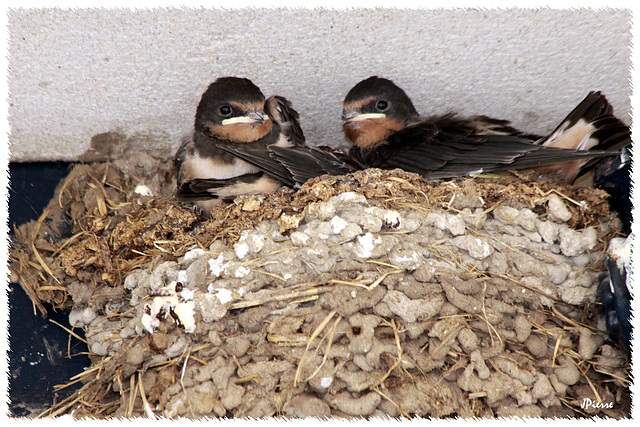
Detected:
left=7, top=8, right=632, bottom=162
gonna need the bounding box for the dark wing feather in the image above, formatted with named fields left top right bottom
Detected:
left=466, top=114, right=542, bottom=140
left=355, top=121, right=618, bottom=179
left=215, top=144, right=297, bottom=187
left=268, top=145, right=359, bottom=184
left=265, top=95, right=306, bottom=146
left=175, top=173, right=263, bottom=201
left=218, top=144, right=360, bottom=188
left=173, top=135, right=194, bottom=184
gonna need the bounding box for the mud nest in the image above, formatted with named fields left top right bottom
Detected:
left=9, top=153, right=630, bottom=419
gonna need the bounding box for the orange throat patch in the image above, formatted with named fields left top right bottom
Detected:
left=343, top=117, right=404, bottom=149
left=210, top=119, right=273, bottom=143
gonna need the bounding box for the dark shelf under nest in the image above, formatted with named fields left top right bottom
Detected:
left=7, top=161, right=91, bottom=417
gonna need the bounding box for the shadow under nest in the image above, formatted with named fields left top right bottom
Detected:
left=9, top=152, right=631, bottom=419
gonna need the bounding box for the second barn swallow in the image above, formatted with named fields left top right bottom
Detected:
left=173, top=77, right=305, bottom=213
left=340, top=76, right=630, bottom=181
left=599, top=235, right=633, bottom=352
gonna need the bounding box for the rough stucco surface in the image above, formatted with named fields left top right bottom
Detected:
left=7, top=8, right=632, bottom=162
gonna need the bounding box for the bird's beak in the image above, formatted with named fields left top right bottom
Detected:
left=222, top=111, right=266, bottom=125
left=342, top=111, right=386, bottom=124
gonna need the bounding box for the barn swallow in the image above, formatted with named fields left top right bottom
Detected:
left=341, top=76, right=630, bottom=181
left=594, top=146, right=632, bottom=234
left=173, top=77, right=305, bottom=213
left=599, top=235, right=632, bottom=351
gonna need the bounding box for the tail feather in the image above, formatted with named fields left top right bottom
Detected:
left=538, top=92, right=630, bottom=182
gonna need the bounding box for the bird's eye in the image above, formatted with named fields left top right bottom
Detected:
left=376, top=100, right=388, bottom=111
left=219, top=105, right=232, bottom=116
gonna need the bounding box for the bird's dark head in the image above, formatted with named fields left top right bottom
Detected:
left=194, top=77, right=273, bottom=143
left=342, top=76, right=419, bottom=148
